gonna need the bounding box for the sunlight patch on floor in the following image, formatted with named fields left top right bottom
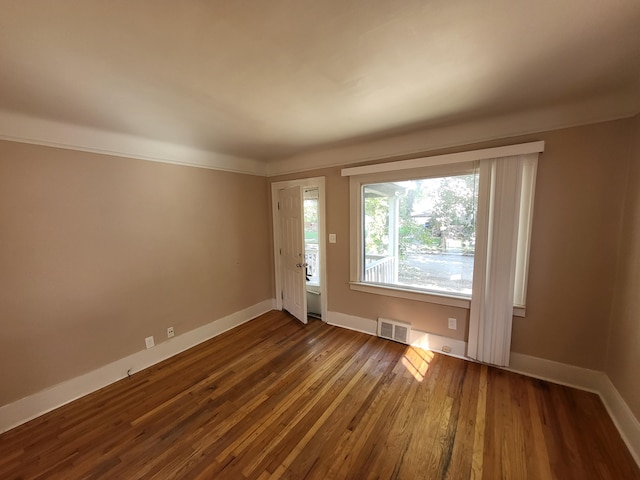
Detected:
left=401, top=347, right=434, bottom=382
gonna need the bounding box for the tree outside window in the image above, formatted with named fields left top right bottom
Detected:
left=363, top=172, right=478, bottom=295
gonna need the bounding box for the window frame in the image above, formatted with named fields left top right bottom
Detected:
left=349, top=162, right=479, bottom=309
left=345, top=141, right=544, bottom=317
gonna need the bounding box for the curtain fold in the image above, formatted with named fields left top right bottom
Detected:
left=467, top=156, right=524, bottom=366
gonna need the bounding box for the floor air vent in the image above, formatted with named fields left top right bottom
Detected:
left=377, top=318, right=411, bottom=345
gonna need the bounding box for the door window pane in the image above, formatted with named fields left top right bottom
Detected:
left=304, top=189, right=319, bottom=285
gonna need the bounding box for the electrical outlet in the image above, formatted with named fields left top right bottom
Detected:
left=442, top=345, right=452, bottom=353
left=448, top=317, right=457, bottom=330
left=167, top=326, right=174, bottom=338
left=145, top=336, right=155, bottom=349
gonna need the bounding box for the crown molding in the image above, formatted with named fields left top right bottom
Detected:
left=2, top=87, right=638, bottom=179
left=266, top=90, right=640, bottom=177
left=0, top=110, right=268, bottom=176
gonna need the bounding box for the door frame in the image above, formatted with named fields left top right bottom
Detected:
left=271, top=177, right=327, bottom=322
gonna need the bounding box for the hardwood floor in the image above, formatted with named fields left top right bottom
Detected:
left=1, top=310, right=638, bottom=479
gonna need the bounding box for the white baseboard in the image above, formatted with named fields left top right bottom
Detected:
left=598, top=376, right=640, bottom=467
left=410, top=330, right=467, bottom=358
left=326, top=311, right=377, bottom=335
left=508, top=352, right=605, bottom=393
left=508, top=352, right=640, bottom=467
left=326, top=310, right=468, bottom=358
left=0, top=299, right=276, bottom=434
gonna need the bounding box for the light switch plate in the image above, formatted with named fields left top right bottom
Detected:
left=329, top=233, right=337, bottom=243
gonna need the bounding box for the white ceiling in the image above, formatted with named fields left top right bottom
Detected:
left=1, top=0, right=639, bottom=168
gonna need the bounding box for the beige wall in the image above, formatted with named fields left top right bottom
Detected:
left=510, top=121, right=630, bottom=369
left=3, top=115, right=637, bottom=413
left=0, top=140, right=273, bottom=406
left=270, top=118, right=633, bottom=370
left=606, top=114, right=640, bottom=419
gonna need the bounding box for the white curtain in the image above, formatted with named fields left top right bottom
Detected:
left=468, top=154, right=536, bottom=366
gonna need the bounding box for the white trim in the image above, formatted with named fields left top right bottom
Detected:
left=0, top=299, right=276, bottom=434
left=326, top=311, right=378, bottom=335
left=347, top=283, right=526, bottom=317
left=1, top=92, right=635, bottom=179
left=341, top=141, right=545, bottom=177
left=271, top=177, right=328, bottom=323
left=0, top=110, right=268, bottom=176
left=409, top=330, right=468, bottom=358
left=326, top=311, right=467, bottom=359
left=508, top=353, right=640, bottom=467
left=348, top=283, right=526, bottom=317
left=508, top=352, right=604, bottom=393
left=349, top=282, right=471, bottom=309
left=598, top=376, right=640, bottom=468
left=349, top=175, right=362, bottom=294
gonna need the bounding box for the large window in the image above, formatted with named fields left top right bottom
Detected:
left=362, top=170, right=478, bottom=297
left=345, top=142, right=542, bottom=313
left=345, top=142, right=544, bottom=365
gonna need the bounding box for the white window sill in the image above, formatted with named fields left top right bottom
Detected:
left=349, top=282, right=471, bottom=308
left=349, top=282, right=526, bottom=317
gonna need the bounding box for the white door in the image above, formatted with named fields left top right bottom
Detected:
left=279, top=186, right=307, bottom=324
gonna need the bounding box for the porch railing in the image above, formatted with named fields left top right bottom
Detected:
left=364, top=255, right=396, bottom=284
left=305, top=246, right=319, bottom=280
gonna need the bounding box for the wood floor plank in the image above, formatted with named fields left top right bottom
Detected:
left=1, top=310, right=638, bottom=479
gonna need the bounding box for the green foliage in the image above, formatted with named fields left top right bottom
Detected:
left=398, top=187, right=431, bottom=257
left=364, top=195, right=389, bottom=255
left=305, top=231, right=318, bottom=242
left=304, top=198, right=318, bottom=225
left=304, top=198, right=319, bottom=244
left=364, top=173, right=477, bottom=260
left=430, top=174, right=477, bottom=251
